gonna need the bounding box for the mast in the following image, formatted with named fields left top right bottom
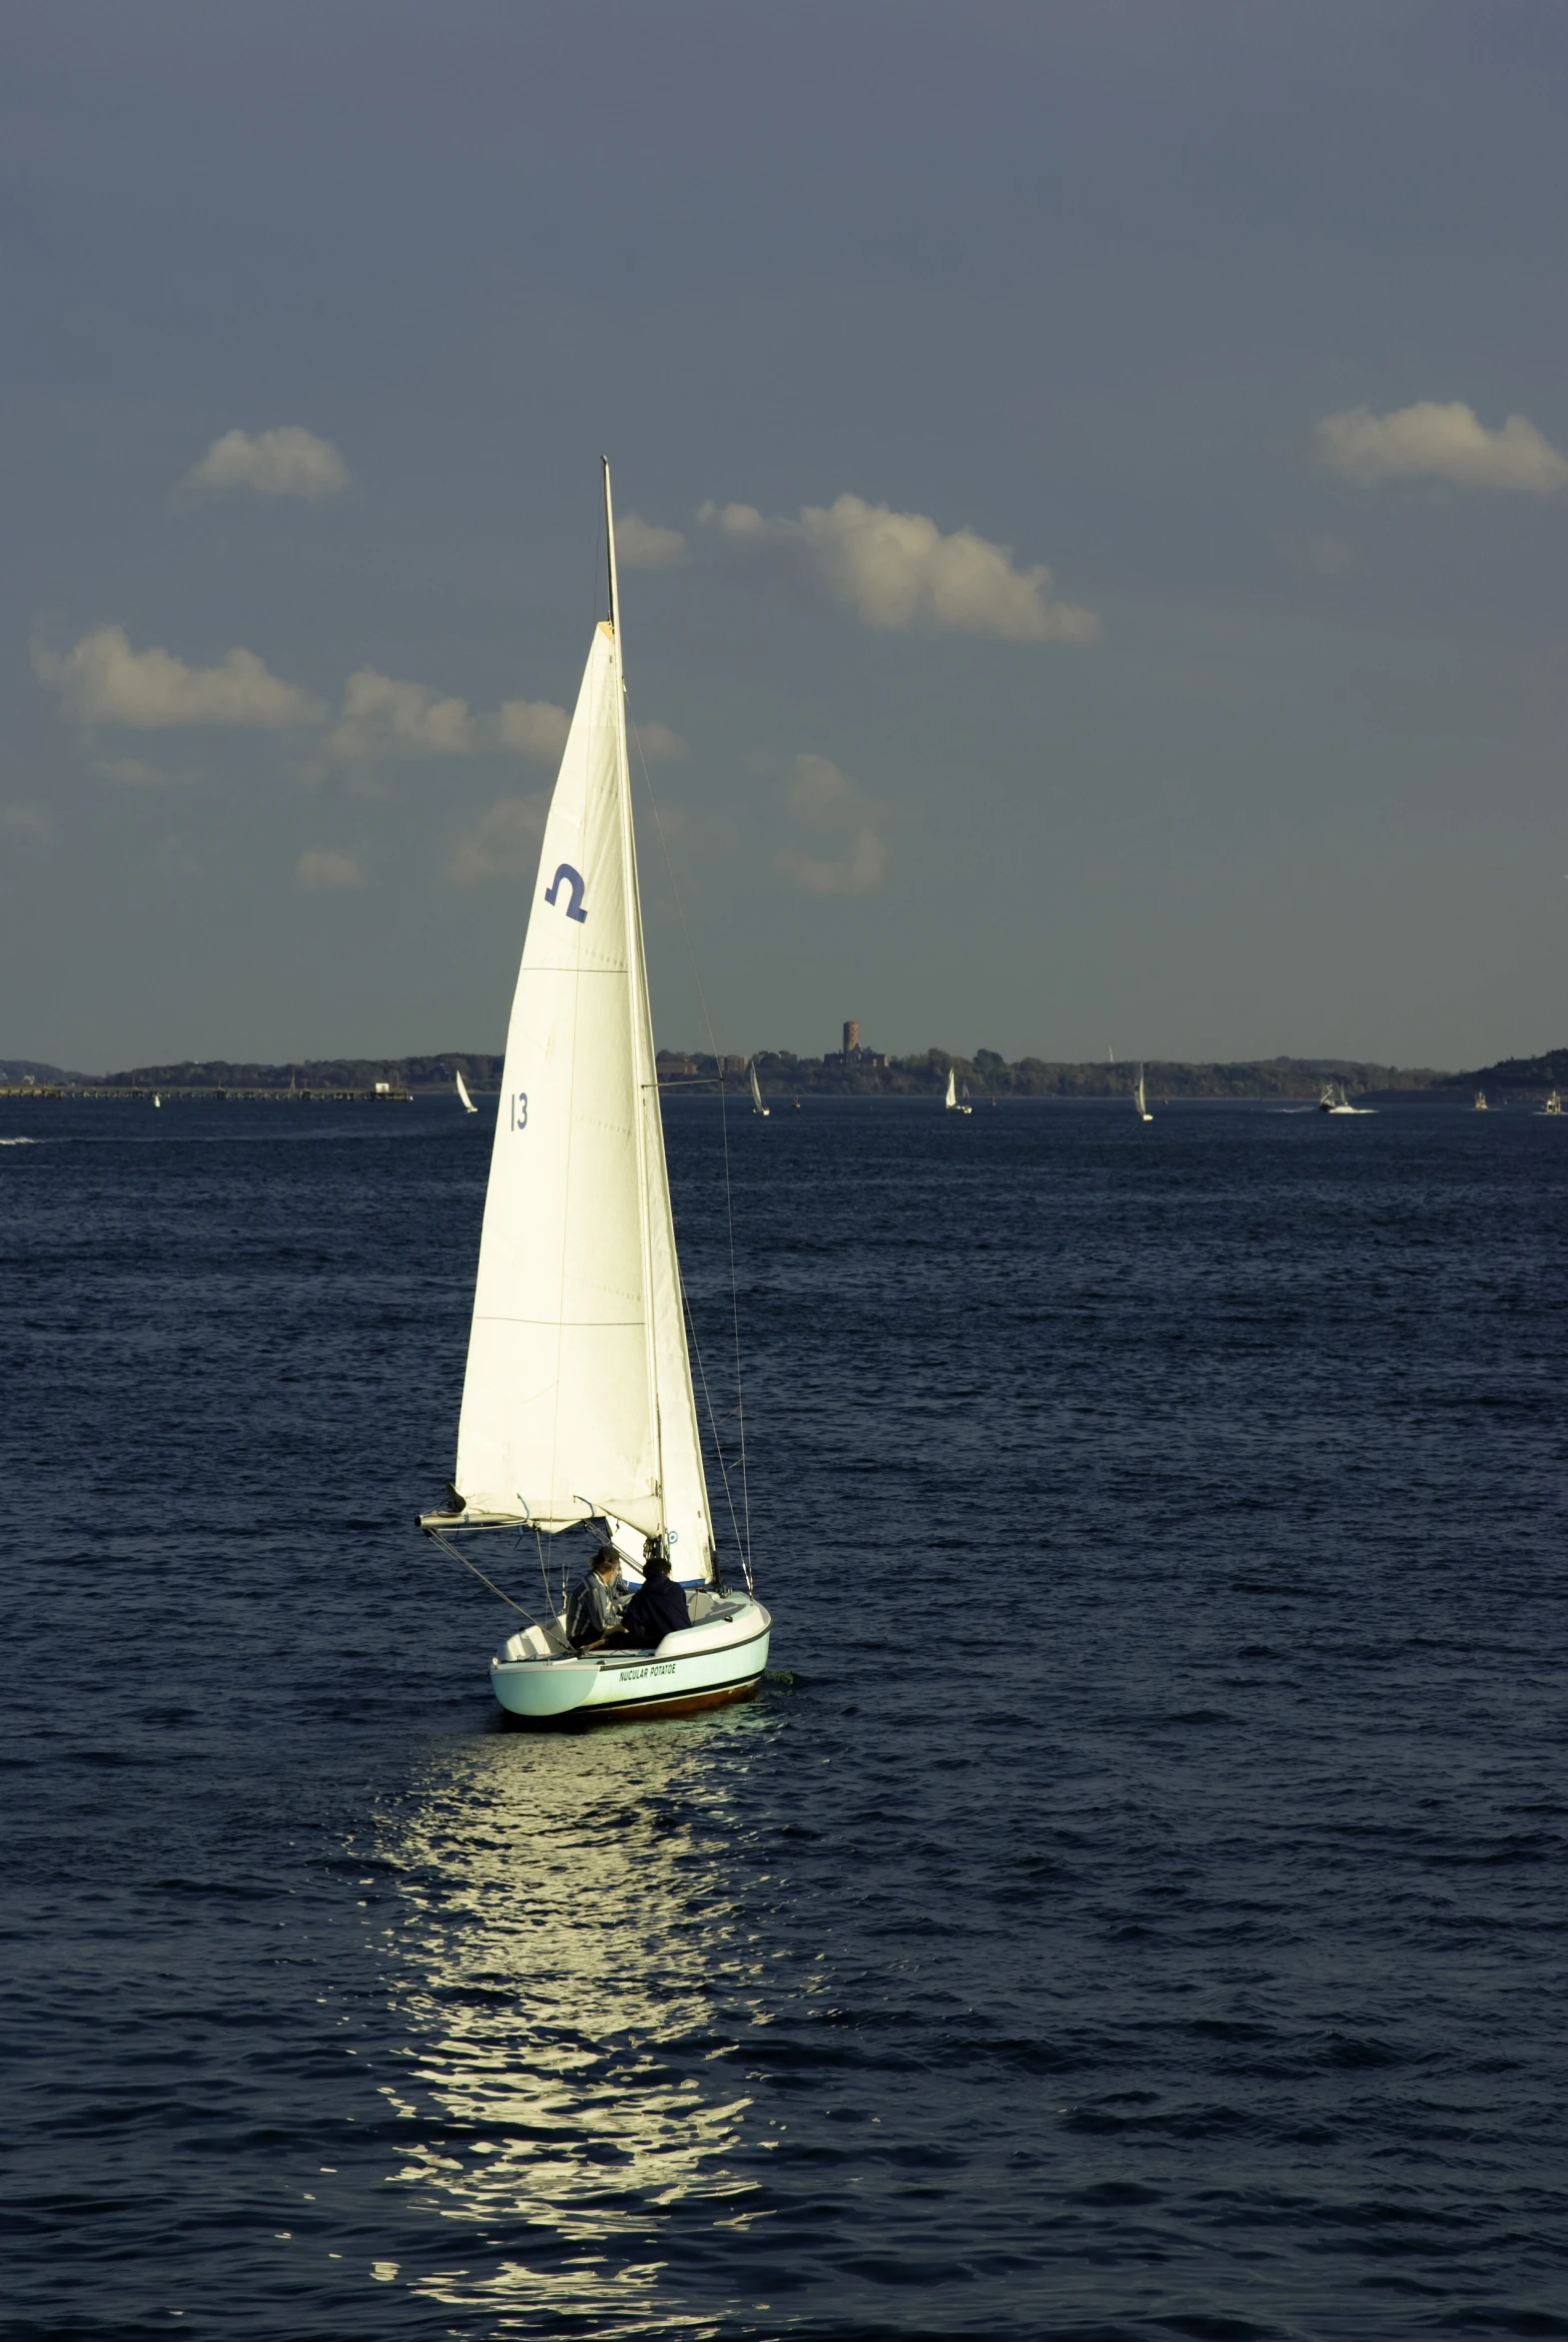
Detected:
left=604, top=452, right=621, bottom=644
left=603, top=457, right=666, bottom=1536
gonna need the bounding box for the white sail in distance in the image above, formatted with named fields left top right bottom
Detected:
left=453, top=482, right=714, bottom=1579
left=749, top=1060, right=769, bottom=1117
left=455, top=1070, right=477, bottom=1114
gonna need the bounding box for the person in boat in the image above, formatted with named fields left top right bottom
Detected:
left=565, top=1546, right=629, bottom=1651
left=604, top=1542, right=690, bottom=1649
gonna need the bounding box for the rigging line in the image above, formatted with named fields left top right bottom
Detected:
left=682, top=1277, right=747, bottom=1581
left=630, top=717, right=753, bottom=1576
left=422, top=1528, right=538, bottom=1618
left=718, top=1062, right=752, bottom=1572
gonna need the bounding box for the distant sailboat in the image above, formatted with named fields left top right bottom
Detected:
left=455, top=1070, right=477, bottom=1115
left=417, top=462, right=770, bottom=1725
left=153, top=1094, right=161, bottom=1109
left=945, top=1067, right=972, bottom=1116
left=1473, top=1090, right=1488, bottom=1112
left=1134, top=1066, right=1153, bottom=1124
left=1539, top=1090, right=1563, bottom=1117
left=748, top=1060, right=770, bottom=1119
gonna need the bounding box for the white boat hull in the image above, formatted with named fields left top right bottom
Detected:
left=490, top=1599, right=772, bottom=1724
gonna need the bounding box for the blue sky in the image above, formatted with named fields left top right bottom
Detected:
left=5, top=1, right=1566, bottom=1070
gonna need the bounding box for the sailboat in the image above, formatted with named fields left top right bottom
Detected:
left=944, top=1067, right=972, bottom=1116
left=417, top=463, right=771, bottom=1724
left=1133, top=1066, right=1152, bottom=1123
left=1473, top=1090, right=1488, bottom=1112
left=454, top=1069, right=477, bottom=1115
left=748, top=1060, right=770, bottom=1118
left=153, top=1094, right=161, bottom=1109
left=1539, top=1090, right=1562, bottom=1118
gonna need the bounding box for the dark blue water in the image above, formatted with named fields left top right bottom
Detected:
left=2, top=1096, right=1564, bottom=2341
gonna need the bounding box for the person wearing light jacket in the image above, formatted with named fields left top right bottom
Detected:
left=565, top=1548, right=628, bottom=1650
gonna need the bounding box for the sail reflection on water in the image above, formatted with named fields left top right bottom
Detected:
left=376, top=1719, right=772, bottom=2330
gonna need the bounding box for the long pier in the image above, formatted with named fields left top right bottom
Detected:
left=0, top=1085, right=413, bottom=1103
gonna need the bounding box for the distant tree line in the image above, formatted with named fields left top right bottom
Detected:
left=11, top=1044, right=1567, bottom=1101
left=657, top=1049, right=1461, bottom=1101
left=80, top=1054, right=508, bottom=1092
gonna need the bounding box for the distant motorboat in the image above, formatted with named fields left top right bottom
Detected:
left=455, top=1070, right=477, bottom=1115
left=1134, top=1065, right=1153, bottom=1124
left=1473, top=1090, right=1488, bottom=1112
left=1318, top=1081, right=1374, bottom=1117
left=748, top=1060, right=770, bottom=1118
left=1539, top=1090, right=1563, bottom=1118
left=944, top=1067, right=972, bottom=1116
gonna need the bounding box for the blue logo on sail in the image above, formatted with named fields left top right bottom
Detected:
left=544, top=863, right=587, bottom=923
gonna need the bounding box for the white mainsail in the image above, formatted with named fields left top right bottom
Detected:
left=452, top=484, right=714, bottom=1580
left=455, top=1070, right=477, bottom=1114
left=748, top=1060, right=769, bottom=1117
left=944, top=1067, right=957, bottom=1110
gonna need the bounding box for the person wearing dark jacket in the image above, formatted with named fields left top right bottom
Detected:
left=609, top=1550, right=689, bottom=1648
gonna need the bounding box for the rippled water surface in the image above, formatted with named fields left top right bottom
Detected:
left=3, top=1095, right=1565, bottom=2340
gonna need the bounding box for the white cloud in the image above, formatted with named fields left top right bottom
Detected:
left=616, top=513, right=687, bottom=568
left=700, top=492, right=1100, bottom=643
left=34, top=625, right=324, bottom=729
left=2, top=803, right=54, bottom=846
left=628, top=718, right=686, bottom=762
left=328, top=669, right=571, bottom=765
left=773, top=752, right=888, bottom=896
left=328, top=668, right=482, bottom=761
left=1317, top=401, right=1568, bottom=493
left=94, top=754, right=199, bottom=788
left=295, top=847, right=364, bottom=891
left=493, top=697, right=571, bottom=760
left=446, top=795, right=549, bottom=887
left=179, top=426, right=350, bottom=501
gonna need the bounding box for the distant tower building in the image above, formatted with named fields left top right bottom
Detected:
left=843, top=1020, right=860, bottom=1058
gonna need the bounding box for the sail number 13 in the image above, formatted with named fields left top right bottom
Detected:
left=510, top=1094, right=528, bottom=1132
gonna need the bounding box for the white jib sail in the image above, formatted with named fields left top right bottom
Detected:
left=455, top=1070, right=476, bottom=1113
left=453, top=596, right=715, bottom=1579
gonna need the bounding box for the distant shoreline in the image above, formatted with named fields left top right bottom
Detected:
left=4, top=1043, right=1564, bottom=1107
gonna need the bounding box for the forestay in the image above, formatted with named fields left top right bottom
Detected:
left=453, top=611, right=715, bottom=1579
